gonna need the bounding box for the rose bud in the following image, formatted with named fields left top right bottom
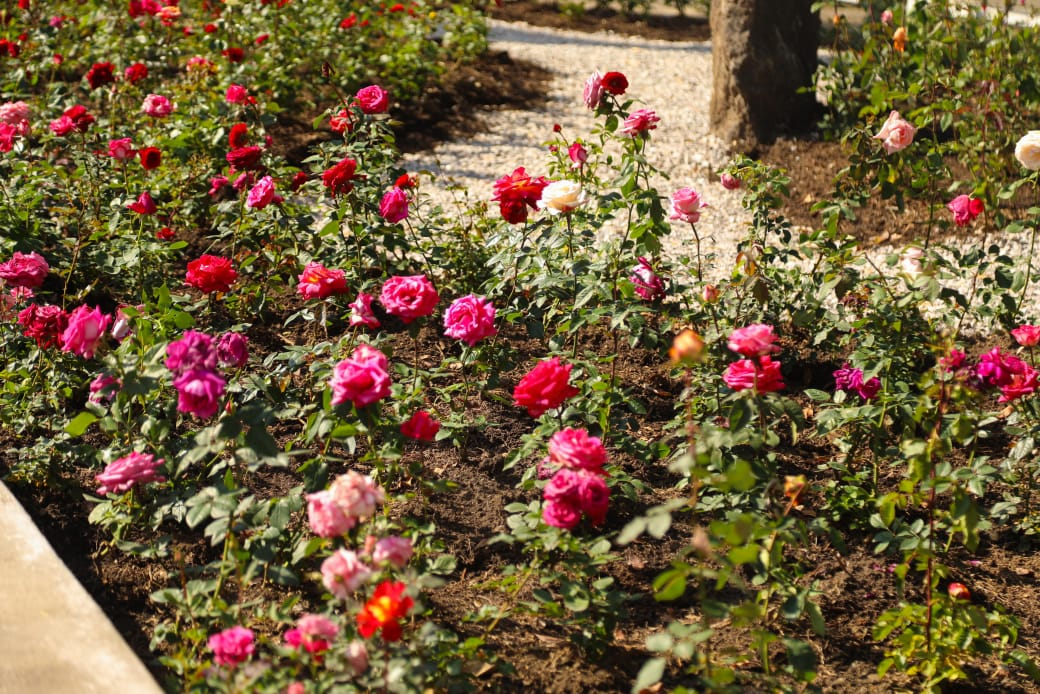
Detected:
left=948, top=582, right=971, bottom=601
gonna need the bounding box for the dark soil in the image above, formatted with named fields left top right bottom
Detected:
left=6, top=5, right=1040, bottom=694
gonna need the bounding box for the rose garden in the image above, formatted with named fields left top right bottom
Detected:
left=5, top=1, right=1040, bottom=692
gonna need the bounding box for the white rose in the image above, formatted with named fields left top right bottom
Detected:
left=537, top=180, right=587, bottom=215
left=1015, top=131, right=1040, bottom=170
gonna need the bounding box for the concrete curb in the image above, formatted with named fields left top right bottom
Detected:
left=0, top=482, right=163, bottom=694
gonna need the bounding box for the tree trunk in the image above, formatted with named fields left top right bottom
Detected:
left=709, top=0, right=820, bottom=148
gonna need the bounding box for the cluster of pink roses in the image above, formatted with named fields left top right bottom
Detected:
left=165, top=329, right=248, bottom=419
left=722, top=324, right=785, bottom=394
left=0, top=100, right=30, bottom=152
left=975, top=345, right=1038, bottom=403
left=17, top=301, right=111, bottom=358
left=306, top=471, right=385, bottom=539
left=541, top=428, right=611, bottom=530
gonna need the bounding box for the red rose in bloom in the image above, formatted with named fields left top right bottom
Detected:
left=186, top=254, right=237, bottom=294
left=491, top=167, right=548, bottom=224
left=513, top=357, right=580, bottom=417
left=128, top=190, right=157, bottom=215
left=156, top=227, right=175, bottom=240
left=138, top=146, right=162, bottom=170
left=601, top=71, right=628, bottom=95
left=18, top=304, right=68, bottom=348
left=394, top=173, right=416, bottom=189
left=226, top=145, right=263, bottom=170
left=400, top=410, right=440, bottom=441
left=322, top=157, right=357, bottom=196
left=85, top=62, right=116, bottom=90
left=340, top=13, right=358, bottom=28
left=290, top=170, right=309, bottom=191
left=124, top=62, right=148, bottom=84
left=222, top=47, right=244, bottom=63
left=946, top=194, right=985, bottom=227
left=228, top=123, right=249, bottom=149
left=329, top=108, right=353, bottom=134
left=49, top=105, right=94, bottom=136
left=722, top=355, right=785, bottom=393
left=357, top=581, right=413, bottom=642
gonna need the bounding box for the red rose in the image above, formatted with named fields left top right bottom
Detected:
left=228, top=123, right=250, bottom=149
left=222, top=47, right=244, bottom=63
left=322, top=157, right=357, bottom=196
left=138, top=146, right=162, bottom=170
left=85, top=62, right=116, bottom=90
left=722, top=356, right=785, bottom=394
left=186, top=254, right=237, bottom=294
left=18, top=304, right=68, bottom=348
left=492, top=167, right=548, bottom=225
left=124, top=62, right=148, bottom=84
left=226, top=145, right=263, bottom=170
left=601, top=71, right=628, bottom=95
left=513, top=357, right=580, bottom=417
left=400, top=410, right=440, bottom=441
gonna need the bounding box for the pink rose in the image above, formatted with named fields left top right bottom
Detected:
left=548, top=428, right=607, bottom=472
left=880, top=9, right=894, bottom=25
left=0, top=100, right=30, bottom=134
left=345, top=641, right=369, bottom=676
left=88, top=373, right=121, bottom=404
left=543, top=498, right=582, bottom=529
left=1000, top=365, right=1039, bottom=403
left=128, top=190, right=157, bottom=215
left=372, top=536, right=413, bottom=568
left=722, top=356, right=785, bottom=393
left=568, top=141, right=587, bottom=167
left=141, top=94, right=173, bottom=117
left=720, top=172, right=741, bottom=190
left=349, top=292, right=381, bottom=329
left=216, top=331, right=249, bottom=369
left=329, top=344, right=392, bottom=408
left=208, top=626, right=255, bottom=667
left=297, top=262, right=349, bottom=300
left=60, top=305, right=110, bottom=358
left=285, top=614, right=339, bottom=655
left=380, top=274, right=439, bottom=324
left=306, top=489, right=356, bottom=537
left=669, top=187, right=708, bottom=224
left=577, top=471, right=610, bottom=526
left=1012, top=325, right=1040, bottom=347
left=513, top=357, right=580, bottom=417
left=378, top=187, right=409, bottom=223
left=629, top=257, right=666, bottom=301
left=0, top=251, right=49, bottom=288
left=583, top=70, right=604, bottom=109
left=542, top=467, right=610, bottom=529
left=321, top=549, right=373, bottom=600
left=946, top=194, right=984, bottom=227
left=166, top=330, right=217, bottom=375
left=701, top=284, right=720, bottom=303
left=873, top=110, right=916, bottom=154
left=355, top=85, right=390, bottom=114
left=225, top=84, right=249, bottom=104
left=173, top=368, right=226, bottom=419
left=107, top=137, right=135, bottom=161
left=329, top=471, right=385, bottom=520
left=443, top=294, right=497, bottom=346
left=620, top=108, right=660, bottom=136
left=246, top=175, right=277, bottom=209
left=400, top=410, right=440, bottom=441
left=95, top=452, right=165, bottom=496
left=727, top=324, right=781, bottom=357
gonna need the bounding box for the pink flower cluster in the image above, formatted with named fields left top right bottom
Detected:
left=976, top=347, right=1038, bottom=403
left=306, top=470, right=386, bottom=539
left=95, top=452, right=165, bottom=496
left=284, top=614, right=339, bottom=655
left=722, top=324, right=785, bottom=394
left=542, top=429, right=610, bottom=530
left=833, top=363, right=881, bottom=400
left=166, top=329, right=247, bottom=418
left=208, top=626, right=255, bottom=667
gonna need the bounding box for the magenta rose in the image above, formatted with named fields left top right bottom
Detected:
left=722, top=356, right=785, bottom=393
left=306, top=489, right=355, bottom=537
left=543, top=498, right=583, bottom=529
left=513, top=357, right=580, bottom=417
left=0, top=251, right=49, bottom=288
left=329, top=344, right=392, bottom=408
left=88, top=373, right=121, bottom=404
left=727, top=324, right=781, bottom=357
left=216, top=332, right=249, bottom=369
left=548, top=428, right=607, bottom=472
left=443, top=294, right=497, bottom=346
left=400, top=410, right=440, bottom=441
left=165, top=330, right=217, bottom=375
left=355, top=84, right=390, bottom=114
left=833, top=363, right=881, bottom=401
left=208, top=626, right=255, bottom=667
left=173, top=368, right=226, bottom=419
left=60, top=305, right=110, bottom=358
left=297, top=262, right=349, bottom=300
left=246, top=175, right=277, bottom=209
left=947, top=194, right=984, bottom=227
left=378, top=187, right=409, bottom=223
left=141, top=93, right=173, bottom=117
left=95, top=452, right=165, bottom=496
left=629, top=257, right=666, bottom=301
left=620, top=108, right=660, bottom=136
left=379, top=274, right=439, bottom=324
left=577, top=471, right=610, bottom=526
left=321, top=549, right=373, bottom=600
left=225, top=84, right=249, bottom=104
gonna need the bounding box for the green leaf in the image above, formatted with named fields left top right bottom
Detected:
left=65, top=411, right=98, bottom=437
left=631, top=657, right=665, bottom=694
left=652, top=569, right=687, bottom=601
left=783, top=638, right=818, bottom=679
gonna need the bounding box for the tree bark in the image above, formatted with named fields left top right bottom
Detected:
left=709, top=0, right=820, bottom=148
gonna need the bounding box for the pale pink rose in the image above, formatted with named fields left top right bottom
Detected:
left=443, top=294, right=497, bottom=346
left=901, top=246, right=925, bottom=276
left=306, top=489, right=355, bottom=537
left=548, top=428, right=607, bottom=472
left=669, top=187, right=708, bottom=224
left=378, top=187, right=409, bottom=223
left=225, top=84, right=248, bottom=104
left=727, top=324, right=781, bottom=357
left=349, top=292, right=380, bottom=329
left=720, top=172, right=741, bottom=190
left=537, top=180, right=586, bottom=215
left=380, top=274, right=439, bottom=323
left=873, top=110, right=916, bottom=154
left=355, top=85, right=390, bottom=114
left=321, top=549, right=373, bottom=600
left=108, top=137, right=135, bottom=161
left=208, top=626, right=254, bottom=667
left=583, top=70, right=604, bottom=109
left=1012, top=325, right=1040, bottom=347
left=284, top=614, right=339, bottom=655
left=0, top=100, right=30, bottom=134
left=701, top=284, right=720, bottom=303
left=880, top=9, right=894, bottom=25
left=141, top=94, right=174, bottom=118
left=329, top=344, right=392, bottom=408
left=60, top=305, right=110, bottom=358
left=95, top=452, right=165, bottom=495
left=0, top=251, right=49, bottom=288
left=345, top=641, right=369, bottom=676
left=173, top=368, right=226, bottom=419
left=620, top=108, right=660, bottom=136
left=246, top=175, right=277, bottom=209
left=372, top=536, right=413, bottom=568
left=329, top=471, right=385, bottom=521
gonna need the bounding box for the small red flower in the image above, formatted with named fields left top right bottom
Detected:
left=138, top=146, right=162, bottom=170
left=322, top=157, right=357, bottom=197
left=357, top=581, right=413, bottom=642
left=222, top=47, right=244, bottom=63
left=601, top=71, right=628, bottom=95
left=85, top=62, right=116, bottom=90
left=186, top=254, right=238, bottom=294
left=226, top=145, right=263, bottom=170
left=228, top=123, right=250, bottom=149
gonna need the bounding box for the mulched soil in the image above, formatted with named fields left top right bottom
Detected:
left=6, top=4, right=1040, bottom=693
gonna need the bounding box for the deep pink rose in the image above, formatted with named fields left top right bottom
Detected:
left=1012, top=325, right=1040, bottom=347
left=329, top=344, right=392, bottom=408
left=372, top=536, right=413, bottom=568
left=141, top=94, right=173, bottom=117
left=128, top=190, right=157, bottom=215
left=378, top=187, right=409, bottom=223
left=96, top=452, right=165, bottom=496
left=946, top=195, right=984, bottom=227
left=577, top=471, right=610, bottom=526
left=285, top=614, right=339, bottom=655
left=722, top=356, right=785, bottom=393
left=542, top=498, right=582, bottom=529
left=166, top=330, right=217, bottom=375
left=108, top=138, right=135, bottom=161
left=874, top=110, right=916, bottom=154
left=306, top=489, right=355, bottom=537
left=329, top=471, right=385, bottom=520
left=0, top=251, right=49, bottom=288
left=443, top=294, right=497, bottom=346
left=727, top=324, right=781, bottom=357
left=225, top=84, right=249, bottom=104
left=297, top=262, right=348, bottom=300
left=246, top=175, right=277, bottom=209
left=400, top=410, right=440, bottom=441
left=208, top=626, right=255, bottom=667
left=355, top=85, right=390, bottom=114
left=216, top=332, right=249, bottom=369
left=620, top=108, right=660, bottom=136
left=720, top=172, right=741, bottom=190
left=321, top=549, right=373, bottom=600
left=513, top=357, right=580, bottom=417
left=88, top=373, right=121, bottom=404
left=629, top=257, right=666, bottom=301
left=186, top=254, right=237, bottom=293
left=833, top=363, right=881, bottom=401
left=543, top=467, right=610, bottom=529
left=173, top=368, right=226, bottom=419
left=380, top=274, right=439, bottom=324
left=349, top=292, right=380, bottom=329
left=568, top=141, right=587, bottom=167
left=1000, top=365, right=1039, bottom=403
left=548, top=428, right=607, bottom=472
left=60, top=305, right=110, bottom=358
left=669, top=187, right=708, bottom=224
